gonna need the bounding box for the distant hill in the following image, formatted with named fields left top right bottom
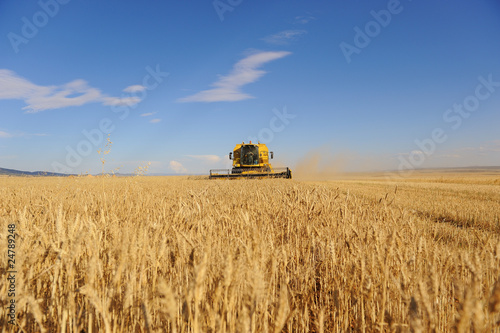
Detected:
left=0, top=167, right=191, bottom=177
left=0, top=167, right=73, bottom=177
left=0, top=167, right=186, bottom=177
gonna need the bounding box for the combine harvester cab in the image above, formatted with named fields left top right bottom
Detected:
left=210, top=142, right=292, bottom=179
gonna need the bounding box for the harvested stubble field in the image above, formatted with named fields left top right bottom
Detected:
left=1, top=172, right=500, bottom=332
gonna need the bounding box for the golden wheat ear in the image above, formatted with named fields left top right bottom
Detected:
left=490, top=277, right=500, bottom=313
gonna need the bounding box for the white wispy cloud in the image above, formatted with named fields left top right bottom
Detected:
left=102, top=96, right=141, bottom=107
left=0, top=131, right=13, bottom=138
left=123, top=85, right=146, bottom=93
left=0, top=130, right=47, bottom=138
left=262, top=30, right=307, bottom=45
left=294, top=14, right=316, bottom=25
left=139, top=112, right=161, bottom=123
left=479, top=140, right=500, bottom=152
left=177, top=51, right=291, bottom=103
left=169, top=160, right=187, bottom=174
left=453, top=141, right=500, bottom=153
left=0, top=69, right=143, bottom=112
left=186, top=155, right=221, bottom=164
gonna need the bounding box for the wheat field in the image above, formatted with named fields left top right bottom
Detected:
left=1, top=172, right=500, bottom=332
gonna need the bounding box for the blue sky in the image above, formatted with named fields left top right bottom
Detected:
left=1, top=0, right=500, bottom=175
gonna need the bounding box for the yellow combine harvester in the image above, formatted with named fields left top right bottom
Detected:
left=209, top=142, right=292, bottom=179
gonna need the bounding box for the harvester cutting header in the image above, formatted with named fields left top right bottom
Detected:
left=209, top=142, right=292, bottom=179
